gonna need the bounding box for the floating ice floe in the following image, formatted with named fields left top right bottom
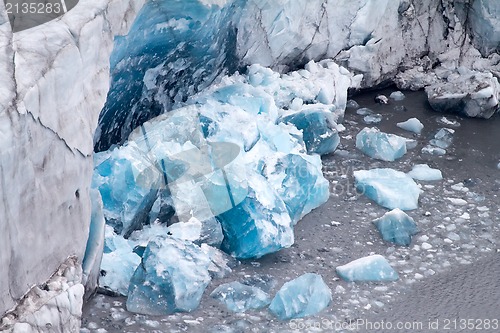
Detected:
left=346, top=100, right=360, bottom=109
left=211, top=281, right=271, bottom=313
left=126, top=236, right=212, bottom=316
left=356, top=108, right=374, bottom=116
left=269, top=273, right=332, bottom=320
left=397, top=118, right=424, bottom=134
left=354, top=168, right=421, bottom=210
left=421, top=146, right=446, bottom=156
left=336, top=255, right=399, bottom=282
left=407, top=164, right=443, bottom=181
left=356, top=128, right=407, bottom=161
left=373, top=209, right=419, bottom=246
left=364, top=114, right=383, bottom=124
left=429, top=128, right=454, bottom=149
left=390, top=91, right=406, bottom=101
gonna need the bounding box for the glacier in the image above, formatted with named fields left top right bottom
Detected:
left=1, top=0, right=500, bottom=330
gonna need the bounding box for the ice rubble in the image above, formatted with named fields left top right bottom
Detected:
left=211, top=281, right=271, bottom=313
left=336, top=255, right=399, bottom=282
left=356, top=127, right=407, bottom=162
left=397, top=118, right=424, bottom=134
left=354, top=168, right=421, bottom=210
left=268, top=273, right=332, bottom=320
left=373, top=209, right=419, bottom=247
left=407, top=164, right=443, bottom=181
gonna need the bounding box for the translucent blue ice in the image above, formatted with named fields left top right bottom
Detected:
left=373, top=209, right=419, bottom=246
left=407, top=164, right=443, bottom=181
left=281, top=108, right=340, bottom=155
left=356, top=127, right=407, bottom=161
left=211, top=281, right=271, bottom=313
left=92, top=144, right=161, bottom=237
left=390, top=91, right=406, bottom=101
left=269, top=273, right=332, bottom=320
left=336, top=255, right=399, bottom=282
left=126, top=236, right=212, bottom=315
left=354, top=168, right=421, bottom=210
left=397, top=118, right=424, bottom=134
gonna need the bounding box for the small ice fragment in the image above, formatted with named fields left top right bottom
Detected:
left=364, top=114, right=383, bottom=124
left=357, top=108, right=374, bottom=116
left=356, top=127, right=407, bottom=162
left=336, top=255, right=399, bottom=282
left=446, top=198, right=467, bottom=206
left=373, top=209, right=419, bottom=246
left=397, top=118, right=424, bottom=134
left=268, top=273, right=332, bottom=320
left=421, top=146, right=446, bottom=155
left=211, top=281, right=271, bottom=313
left=390, top=91, right=406, bottom=101
left=346, top=100, right=360, bottom=109
left=407, top=164, right=443, bottom=181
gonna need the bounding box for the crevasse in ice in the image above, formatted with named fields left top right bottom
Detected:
left=356, top=127, right=407, bottom=161
left=336, top=255, right=399, bottom=282
left=373, top=209, right=419, bottom=246
left=354, top=168, right=421, bottom=210
left=268, top=273, right=332, bottom=320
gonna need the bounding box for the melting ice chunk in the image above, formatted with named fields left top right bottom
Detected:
left=373, top=209, right=419, bottom=246
left=336, top=255, right=399, bottom=282
left=356, top=127, right=407, bottom=161
left=269, top=273, right=332, bottom=320
left=421, top=146, right=446, bottom=156
left=364, top=114, right=383, bottom=124
left=397, top=118, right=424, bottom=134
left=390, top=91, right=406, bottom=101
left=429, top=128, right=454, bottom=149
left=407, top=164, right=443, bottom=181
left=354, top=168, right=421, bottom=210
left=211, top=281, right=271, bottom=313
left=126, top=236, right=212, bottom=315
left=281, top=107, right=340, bottom=155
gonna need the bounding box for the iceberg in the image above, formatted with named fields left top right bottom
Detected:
left=336, top=255, right=399, bottom=282
left=211, top=281, right=271, bottom=313
left=397, top=118, right=424, bottom=134
left=126, top=236, right=212, bottom=316
left=407, top=164, right=443, bottom=181
left=269, top=273, right=332, bottom=320
left=373, top=209, right=419, bottom=246
left=356, top=127, right=407, bottom=161
left=354, top=168, right=421, bottom=210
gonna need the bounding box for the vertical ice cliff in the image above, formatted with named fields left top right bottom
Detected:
left=0, top=0, right=144, bottom=330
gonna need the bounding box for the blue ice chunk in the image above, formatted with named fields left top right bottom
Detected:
left=373, top=209, right=419, bottom=246
left=429, top=128, right=454, bottom=149
left=217, top=179, right=294, bottom=259
left=397, top=118, right=424, bottom=134
left=264, top=154, right=329, bottom=224
left=167, top=217, right=224, bottom=248
left=336, top=255, right=399, bottom=282
left=201, top=244, right=239, bottom=279
left=100, top=226, right=141, bottom=296
left=356, top=108, right=373, bottom=116
left=356, top=127, right=407, bottom=161
left=390, top=91, right=406, bottom=101
left=281, top=108, right=340, bottom=155
left=211, top=281, right=271, bottom=313
left=93, top=143, right=161, bottom=237
left=354, top=168, right=421, bottom=210
left=269, top=273, right=332, bottom=320
left=127, top=236, right=212, bottom=315
left=346, top=100, right=360, bottom=109
left=421, top=145, right=446, bottom=155
left=407, top=164, right=443, bottom=181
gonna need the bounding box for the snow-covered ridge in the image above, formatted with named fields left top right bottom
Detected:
left=0, top=0, right=144, bottom=323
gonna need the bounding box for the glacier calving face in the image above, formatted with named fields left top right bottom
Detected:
left=0, top=0, right=145, bottom=322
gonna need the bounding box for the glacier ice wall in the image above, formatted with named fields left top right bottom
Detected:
left=95, top=0, right=500, bottom=150
left=0, top=0, right=144, bottom=320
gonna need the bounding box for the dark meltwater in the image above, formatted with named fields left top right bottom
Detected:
left=82, top=89, right=500, bottom=333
